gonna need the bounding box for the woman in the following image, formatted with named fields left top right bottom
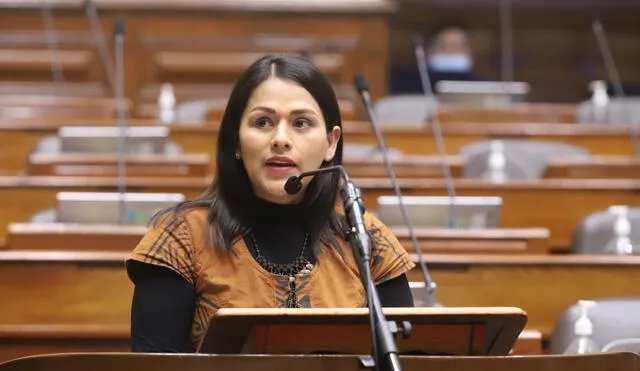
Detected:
left=126, top=54, right=416, bottom=353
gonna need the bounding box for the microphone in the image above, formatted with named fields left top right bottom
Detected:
left=114, top=20, right=128, bottom=224
left=40, top=1, right=65, bottom=89
left=353, top=72, right=440, bottom=308
left=284, top=166, right=343, bottom=195
left=83, top=0, right=117, bottom=94
left=590, top=16, right=640, bottom=157
left=284, top=165, right=402, bottom=371
left=499, top=0, right=515, bottom=85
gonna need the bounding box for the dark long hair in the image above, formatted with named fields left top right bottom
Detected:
left=154, top=54, right=346, bottom=253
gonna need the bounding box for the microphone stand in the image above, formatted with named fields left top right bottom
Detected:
left=83, top=0, right=117, bottom=95
left=355, top=71, right=440, bottom=307
left=340, top=170, right=402, bottom=371
left=40, top=0, right=65, bottom=92
left=591, top=18, right=640, bottom=158
left=114, top=20, right=128, bottom=225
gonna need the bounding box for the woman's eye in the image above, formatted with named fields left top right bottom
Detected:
left=255, top=118, right=271, bottom=127
left=294, top=118, right=311, bottom=128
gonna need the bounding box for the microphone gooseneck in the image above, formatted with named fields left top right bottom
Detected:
left=499, top=0, right=515, bottom=85
left=284, top=165, right=347, bottom=195
left=591, top=17, right=640, bottom=158
left=354, top=72, right=440, bottom=308
left=114, top=20, right=128, bottom=224
left=412, top=34, right=458, bottom=225
left=83, top=0, right=117, bottom=94
left=40, top=1, right=65, bottom=90
left=411, top=34, right=458, bottom=230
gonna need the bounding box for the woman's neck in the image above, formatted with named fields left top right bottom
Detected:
left=250, top=196, right=306, bottom=231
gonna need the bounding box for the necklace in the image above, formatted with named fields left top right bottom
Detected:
left=251, top=233, right=314, bottom=308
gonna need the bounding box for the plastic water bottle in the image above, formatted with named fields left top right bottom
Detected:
left=590, top=80, right=609, bottom=124
left=604, top=205, right=636, bottom=255
left=564, top=300, right=600, bottom=354
left=486, top=140, right=506, bottom=182
left=158, top=83, right=176, bottom=124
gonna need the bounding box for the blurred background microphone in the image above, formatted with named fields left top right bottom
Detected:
left=40, top=1, right=65, bottom=91
left=84, top=0, right=117, bottom=94
left=354, top=72, right=440, bottom=307
left=114, top=20, right=128, bottom=225
left=412, top=33, right=458, bottom=229
left=590, top=15, right=640, bottom=157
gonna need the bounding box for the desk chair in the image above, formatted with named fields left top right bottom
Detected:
left=28, top=209, right=57, bottom=224
left=373, top=94, right=435, bottom=127
left=577, top=97, right=640, bottom=126
left=459, top=140, right=590, bottom=179
left=570, top=207, right=640, bottom=254
left=548, top=298, right=640, bottom=354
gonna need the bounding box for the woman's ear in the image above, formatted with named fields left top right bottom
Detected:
left=324, top=125, right=342, bottom=162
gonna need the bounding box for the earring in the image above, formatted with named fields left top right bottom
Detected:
left=235, top=152, right=241, bottom=159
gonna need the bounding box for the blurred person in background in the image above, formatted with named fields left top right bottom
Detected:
left=389, top=23, right=480, bottom=95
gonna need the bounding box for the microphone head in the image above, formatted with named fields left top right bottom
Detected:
left=114, top=20, right=125, bottom=37
left=411, top=33, right=425, bottom=49
left=284, top=176, right=303, bottom=195
left=353, top=73, right=369, bottom=95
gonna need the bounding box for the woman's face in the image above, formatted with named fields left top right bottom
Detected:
left=238, top=77, right=341, bottom=204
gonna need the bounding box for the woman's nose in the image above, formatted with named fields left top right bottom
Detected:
left=271, top=122, right=292, bottom=150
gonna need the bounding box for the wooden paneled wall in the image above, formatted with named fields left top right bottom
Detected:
left=0, top=1, right=391, bottom=109
left=1, top=1, right=639, bottom=104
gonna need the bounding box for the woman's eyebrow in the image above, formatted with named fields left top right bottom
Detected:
left=290, top=108, right=318, bottom=116
left=249, top=107, right=318, bottom=116
left=249, top=106, right=276, bottom=114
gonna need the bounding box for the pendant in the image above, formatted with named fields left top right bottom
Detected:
left=286, top=276, right=298, bottom=308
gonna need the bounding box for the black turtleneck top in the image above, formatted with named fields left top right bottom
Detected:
left=243, top=197, right=314, bottom=265
left=130, top=198, right=414, bottom=353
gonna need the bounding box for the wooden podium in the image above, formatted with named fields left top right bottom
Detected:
left=0, top=307, right=638, bottom=371
left=197, top=307, right=527, bottom=356
left=1, top=352, right=639, bottom=371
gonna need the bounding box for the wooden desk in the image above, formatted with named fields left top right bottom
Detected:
left=392, top=227, right=551, bottom=255
left=0, top=325, right=540, bottom=364
left=343, top=122, right=640, bottom=157
left=1, top=250, right=639, bottom=351
left=436, top=104, right=577, bottom=124
left=0, top=176, right=208, bottom=241
left=0, top=120, right=219, bottom=175
left=545, top=156, right=640, bottom=179
left=1, top=176, right=639, bottom=250
left=0, top=325, right=129, bottom=365
left=5, top=223, right=550, bottom=255
left=0, top=49, right=91, bottom=72
left=406, top=254, right=640, bottom=339
left=1, top=353, right=639, bottom=371
left=2, top=120, right=639, bottom=176
left=355, top=177, right=640, bottom=251
left=0, top=250, right=132, bottom=327
left=27, top=153, right=210, bottom=178
left=0, top=82, right=107, bottom=97
left=344, top=156, right=464, bottom=179
left=0, top=96, right=122, bottom=120
left=511, top=329, right=543, bottom=355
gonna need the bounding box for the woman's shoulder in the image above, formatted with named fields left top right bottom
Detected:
left=126, top=206, right=211, bottom=284
left=362, top=211, right=400, bottom=246
left=334, top=209, right=415, bottom=284
left=362, top=211, right=387, bottom=229
left=151, top=206, right=210, bottom=237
